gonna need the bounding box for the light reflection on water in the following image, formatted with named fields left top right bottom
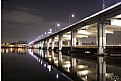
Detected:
left=2, top=48, right=73, bottom=81
left=33, top=49, right=121, bottom=81
left=1, top=48, right=27, bottom=54
left=2, top=48, right=121, bottom=81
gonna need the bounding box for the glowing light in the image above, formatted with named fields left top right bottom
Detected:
left=114, top=14, right=121, bottom=18
left=44, top=64, right=46, bottom=67
left=111, top=19, right=121, bottom=26
left=71, top=14, right=75, bottom=17
left=56, top=74, right=59, bottom=79
left=57, top=23, right=60, bottom=27
left=78, top=30, right=91, bottom=35
left=105, top=30, right=113, bottom=34
left=76, top=35, right=88, bottom=38
left=77, top=65, right=88, bottom=69
left=77, top=70, right=89, bottom=75
left=47, top=65, right=51, bottom=72
left=41, top=61, right=43, bottom=64
left=63, top=34, right=71, bottom=38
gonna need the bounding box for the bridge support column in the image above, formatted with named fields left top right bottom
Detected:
left=47, top=40, right=50, bottom=50
left=59, top=34, right=63, bottom=51
left=97, top=21, right=106, bottom=54
left=97, top=21, right=106, bottom=81
left=71, top=30, right=77, bottom=49
left=58, top=51, right=62, bottom=68
left=52, top=37, right=55, bottom=50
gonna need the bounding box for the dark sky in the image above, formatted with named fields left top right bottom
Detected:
left=2, top=0, right=121, bottom=43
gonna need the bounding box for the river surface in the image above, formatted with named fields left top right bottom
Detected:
left=2, top=48, right=73, bottom=81
left=2, top=48, right=121, bottom=81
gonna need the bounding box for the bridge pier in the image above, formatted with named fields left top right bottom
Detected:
left=97, top=21, right=106, bottom=81
left=51, top=37, right=55, bottom=50
left=71, top=30, right=77, bottom=50
left=47, top=40, right=50, bottom=50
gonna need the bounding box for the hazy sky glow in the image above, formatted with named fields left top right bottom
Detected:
left=2, top=0, right=121, bottom=43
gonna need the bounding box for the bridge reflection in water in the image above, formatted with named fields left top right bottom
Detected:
left=2, top=48, right=121, bottom=81
left=31, top=49, right=121, bottom=81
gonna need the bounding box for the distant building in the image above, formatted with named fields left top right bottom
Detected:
left=1, top=41, right=28, bottom=48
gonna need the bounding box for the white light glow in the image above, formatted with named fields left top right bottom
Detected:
left=111, top=19, right=121, bottom=26
left=77, top=70, right=89, bottom=75
left=44, top=64, right=46, bottom=67
left=63, top=34, right=71, bottom=38
left=77, top=65, right=88, bottom=69
left=71, top=14, right=75, bottom=17
left=76, top=35, right=88, bottom=38
left=114, top=14, right=121, bottom=18
left=78, top=30, right=91, bottom=35
left=105, top=30, right=114, bottom=34
left=47, top=65, right=51, bottom=72
left=56, top=74, right=59, bottom=79
left=57, top=23, right=60, bottom=27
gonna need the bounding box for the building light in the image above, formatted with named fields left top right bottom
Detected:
left=111, top=19, right=121, bottom=26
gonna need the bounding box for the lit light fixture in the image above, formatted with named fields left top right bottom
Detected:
left=114, top=14, right=121, bottom=18
left=78, top=30, right=92, bottom=35
left=76, top=35, right=88, bottom=38
left=77, top=70, right=89, bottom=76
left=111, top=19, right=121, bottom=26
left=57, top=23, right=60, bottom=27
left=71, top=14, right=75, bottom=17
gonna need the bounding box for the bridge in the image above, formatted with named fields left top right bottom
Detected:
left=30, top=2, right=121, bottom=55
left=29, top=2, right=121, bottom=81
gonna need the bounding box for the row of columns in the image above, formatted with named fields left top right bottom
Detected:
left=37, top=21, right=106, bottom=55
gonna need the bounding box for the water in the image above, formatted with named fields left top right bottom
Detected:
left=2, top=48, right=73, bottom=81
left=2, top=48, right=121, bottom=81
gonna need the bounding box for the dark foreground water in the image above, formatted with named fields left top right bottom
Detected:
left=2, top=48, right=121, bottom=81
left=2, top=48, right=73, bottom=81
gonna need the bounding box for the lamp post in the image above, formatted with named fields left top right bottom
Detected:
left=48, top=29, right=52, bottom=35
left=55, top=23, right=60, bottom=32
left=69, top=13, right=75, bottom=25
left=102, top=0, right=105, bottom=10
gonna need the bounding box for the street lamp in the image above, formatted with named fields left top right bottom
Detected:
left=102, top=0, right=105, bottom=9
left=69, top=13, right=75, bottom=25
left=55, top=23, right=60, bottom=32
left=48, top=29, right=52, bottom=35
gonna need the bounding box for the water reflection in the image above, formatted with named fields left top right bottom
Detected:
left=1, top=48, right=27, bottom=54
left=32, top=49, right=121, bottom=81
left=28, top=49, right=73, bottom=81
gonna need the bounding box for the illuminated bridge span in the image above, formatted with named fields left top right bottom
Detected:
left=30, top=2, right=121, bottom=55
left=29, top=2, right=121, bottom=81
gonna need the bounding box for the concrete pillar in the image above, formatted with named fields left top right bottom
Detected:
left=51, top=37, right=55, bottom=50
left=70, top=57, right=77, bottom=74
left=97, top=21, right=106, bottom=54
left=71, top=30, right=77, bottom=48
left=47, top=40, right=50, bottom=50
left=97, top=57, right=106, bottom=81
left=58, top=51, right=62, bottom=67
left=59, top=34, right=63, bottom=51
left=97, top=20, right=106, bottom=81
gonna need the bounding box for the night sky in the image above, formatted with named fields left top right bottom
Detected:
left=2, top=0, right=121, bottom=43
